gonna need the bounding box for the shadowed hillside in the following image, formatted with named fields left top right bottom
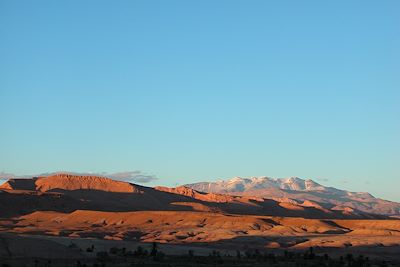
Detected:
left=0, top=174, right=385, bottom=219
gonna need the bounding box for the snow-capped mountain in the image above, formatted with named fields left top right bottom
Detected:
left=185, top=176, right=399, bottom=216
left=188, top=176, right=332, bottom=192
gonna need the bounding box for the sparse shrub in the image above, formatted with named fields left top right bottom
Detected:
left=109, top=246, right=118, bottom=255
left=308, top=246, right=315, bottom=259
left=253, top=249, right=262, bottom=260
left=211, top=250, right=220, bottom=258
left=86, top=244, right=95, bottom=252
left=188, top=249, right=194, bottom=258
left=236, top=250, right=241, bottom=260
left=153, top=251, right=165, bottom=261
left=284, top=250, right=288, bottom=259
left=150, top=242, right=158, bottom=258
left=264, top=253, right=276, bottom=263
left=96, top=251, right=110, bottom=262
left=208, top=250, right=223, bottom=264
left=346, top=253, right=354, bottom=264
left=133, top=245, right=148, bottom=257
left=244, top=250, right=252, bottom=259
left=68, top=242, right=78, bottom=249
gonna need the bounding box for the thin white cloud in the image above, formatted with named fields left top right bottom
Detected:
left=316, top=177, right=330, bottom=183
left=0, top=171, right=157, bottom=183
left=106, top=171, right=157, bottom=183
left=0, top=172, right=17, bottom=180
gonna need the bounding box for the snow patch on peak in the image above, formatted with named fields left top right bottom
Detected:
left=188, top=176, right=328, bottom=193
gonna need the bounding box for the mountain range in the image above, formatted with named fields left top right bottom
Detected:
left=185, top=176, right=400, bottom=216
left=0, top=174, right=383, bottom=219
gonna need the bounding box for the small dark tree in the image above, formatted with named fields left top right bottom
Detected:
left=96, top=251, right=110, bottom=262
left=267, top=253, right=276, bottom=263
left=133, top=246, right=148, bottom=257
left=308, top=247, right=315, bottom=259
left=284, top=250, right=289, bottom=259
left=150, top=242, right=158, bottom=258
left=253, top=249, right=261, bottom=260
left=86, top=245, right=95, bottom=252
left=69, top=242, right=78, bottom=249
left=236, top=250, right=241, bottom=260
left=109, top=247, right=118, bottom=255
left=346, top=253, right=354, bottom=266
left=154, top=251, right=165, bottom=262
left=365, top=257, right=370, bottom=267
left=188, top=249, right=194, bottom=258
left=209, top=250, right=223, bottom=264
left=245, top=250, right=252, bottom=259
left=323, top=253, right=329, bottom=261
left=356, top=255, right=365, bottom=267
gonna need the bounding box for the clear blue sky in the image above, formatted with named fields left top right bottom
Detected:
left=1, top=1, right=399, bottom=201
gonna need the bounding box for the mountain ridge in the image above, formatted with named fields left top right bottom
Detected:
left=0, top=173, right=386, bottom=219
left=185, top=176, right=400, bottom=216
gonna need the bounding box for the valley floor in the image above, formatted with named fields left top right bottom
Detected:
left=0, top=233, right=399, bottom=267
left=0, top=210, right=400, bottom=266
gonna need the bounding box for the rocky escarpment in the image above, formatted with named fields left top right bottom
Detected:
left=0, top=174, right=140, bottom=193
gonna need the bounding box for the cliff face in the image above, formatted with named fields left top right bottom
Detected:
left=0, top=174, right=140, bottom=193
left=155, top=186, right=236, bottom=203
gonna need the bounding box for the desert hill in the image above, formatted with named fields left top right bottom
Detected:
left=185, top=176, right=400, bottom=216
left=0, top=174, right=139, bottom=193
left=1, top=210, right=399, bottom=255
left=0, top=174, right=383, bottom=219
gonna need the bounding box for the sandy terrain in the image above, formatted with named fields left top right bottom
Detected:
left=1, top=210, right=399, bottom=253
